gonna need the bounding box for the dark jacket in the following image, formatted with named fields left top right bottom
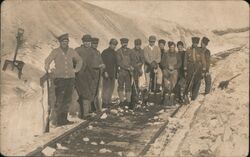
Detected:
left=203, top=48, right=211, bottom=72
left=177, top=50, right=187, bottom=77
left=101, top=47, right=117, bottom=79
left=116, top=47, right=134, bottom=73
left=75, top=45, right=102, bottom=100
left=132, top=47, right=145, bottom=74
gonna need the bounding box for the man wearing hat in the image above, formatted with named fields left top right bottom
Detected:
left=160, top=41, right=181, bottom=106
left=176, top=41, right=188, bottom=103
left=130, top=39, right=145, bottom=107
left=45, top=33, right=83, bottom=126
left=200, top=37, right=211, bottom=95
left=116, top=38, right=134, bottom=107
left=186, top=37, right=206, bottom=100
left=75, top=34, right=104, bottom=118
left=143, top=35, right=162, bottom=92
left=101, top=39, right=118, bottom=107
left=158, top=39, right=166, bottom=59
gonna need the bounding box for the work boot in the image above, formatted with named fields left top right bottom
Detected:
left=163, top=93, right=170, bottom=106
left=61, top=112, right=73, bottom=125
left=118, top=91, right=124, bottom=103
left=170, top=93, right=175, bottom=106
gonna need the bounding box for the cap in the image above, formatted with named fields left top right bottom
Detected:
left=120, top=38, right=129, bottom=43
left=191, top=37, right=200, bottom=44
left=134, top=39, right=142, bottom=45
left=201, top=37, right=210, bottom=45
left=158, top=39, right=166, bottom=45
left=91, top=37, right=99, bottom=44
left=58, top=33, right=69, bottom=42
left=168, top=41, right=175, bottom=47
left=109, top=38, right=118, bottom=45
left=177, top=41, right=184, bottom=47
left=82, top=34, right=92, bottom=42
left=149, top=35, right=156, bottom=42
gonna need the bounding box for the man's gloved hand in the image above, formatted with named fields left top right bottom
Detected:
left=104, top=72, right=109, bottom=79
left=205, top=72, right=210, bottom=77
left=128, top=66, right=134, bottom=72
left=99, top=64, right=105, bottom=69
left=151, top=61, right=158, bottom=69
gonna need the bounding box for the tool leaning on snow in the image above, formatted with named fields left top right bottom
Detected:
left=93, top=68, right=103, bottom=113
left=2, top=28, right=25, bottom=79
left=218, top=73, right=241, bottom=90
left=40, top=71, right=53, bottom=133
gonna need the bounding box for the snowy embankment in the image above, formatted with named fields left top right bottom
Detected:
left=145, top=43, right=249, bottom=157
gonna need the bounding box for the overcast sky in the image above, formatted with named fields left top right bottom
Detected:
left=88, top=0, right=249, bottom=30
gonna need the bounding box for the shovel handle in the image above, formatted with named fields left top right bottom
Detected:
left=228, top=73, right=241, bottom=81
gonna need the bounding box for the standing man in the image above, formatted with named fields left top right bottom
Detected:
left=200, top=37, right=211, bottom=94
left=176, top=41, right=187, bottom=103
left=101, top=38, right=118, bottom=108
left=116, top=38, right=134, bottom=107
left=186, top=37, right=206, bottom=100
left=131, top=39, right=145, bottom=106
left=143, top=35, right=162, bottom=92
left=45, top=33, right=83, bottom=126
left=75, top=34, right=104, bottom=118
left=160, top=41, right=181, bottom=106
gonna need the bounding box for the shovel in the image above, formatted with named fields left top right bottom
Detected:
left=2, top=28, right=25, bottom=79
left=218, top=73, right=241, bottom=90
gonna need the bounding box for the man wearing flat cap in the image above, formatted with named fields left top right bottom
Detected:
left=130, top=38, right=145, bottom=107
left=101, top=38, right=118, bottom=108
left=75, top=34, right=104, bottom=118
left=116, top=38, right=134, bottom=107
left=160, top=41, right=181, bottom=106
left=186, top=37, right=206, bottom=100
left=143, top=35, right=162, bottom=92
left=45, top=33, right=83, bottom=126
left=200, top=37, right=211, bottom=95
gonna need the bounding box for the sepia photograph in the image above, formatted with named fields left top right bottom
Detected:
left=0, top=0, right=249, bottom=156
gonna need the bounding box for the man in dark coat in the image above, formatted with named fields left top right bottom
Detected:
left=200, top=37, right=212, bottom=94
left=101, top=38, right=118, bottom=107
left=160, top=41, right=181, bottom=106
left=75, top=35, right=104, bottom=118
left=186, top=37, right=206, bottom=100
left=45, top=33, right=83, bottom=126
left=176, top=41, right=188, bottom=103
left=116, top=38, right=134, bottom=107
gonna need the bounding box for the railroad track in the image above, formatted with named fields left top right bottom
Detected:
left=26, top=101, right=183, bottom=156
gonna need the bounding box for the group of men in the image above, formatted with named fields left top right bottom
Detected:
left=44, top=33, right=211, bottom=127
